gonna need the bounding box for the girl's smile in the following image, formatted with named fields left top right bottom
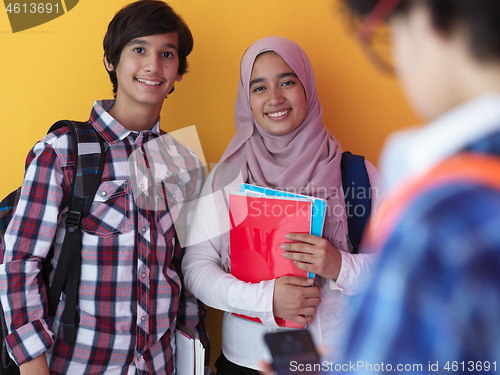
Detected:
left=249, top=51, right=307, bottom=136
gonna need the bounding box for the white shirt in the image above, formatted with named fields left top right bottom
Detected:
left=182, top=160, right=382, bottom=370
left=380, top=93, right=500, bottom=191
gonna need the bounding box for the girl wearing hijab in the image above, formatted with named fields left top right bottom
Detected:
left=182, top=36, right=382, bottom=374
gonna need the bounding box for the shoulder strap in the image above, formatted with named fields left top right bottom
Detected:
left=365, top=153, right=500, bottom=252
left=341, top=151, right=372, bottom=254
left=0, top=189, right=20, bottom=242
left=47, top=120, right=105, bottom=343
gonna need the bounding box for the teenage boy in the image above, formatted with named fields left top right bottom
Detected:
left=0, top=1, right=208, bottom=374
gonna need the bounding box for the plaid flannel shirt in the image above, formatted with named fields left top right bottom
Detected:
left=0, top=100, right=208, bottom=374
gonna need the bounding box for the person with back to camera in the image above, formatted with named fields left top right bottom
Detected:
left=0, top=1, right=209, bottom=374
left=261, top=1, right=500, bottom=373
left=182, top=36, right=383, bottom=374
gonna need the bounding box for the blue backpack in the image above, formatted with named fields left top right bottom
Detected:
left=341, top=151, right=372, bottom=254
left=0, top=120, right=105, bottom=375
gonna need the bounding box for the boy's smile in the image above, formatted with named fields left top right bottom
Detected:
left=105, top=32, right=183, bottom=124
left=136, top=78, right=164, bottom=86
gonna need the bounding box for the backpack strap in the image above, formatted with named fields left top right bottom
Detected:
left=365, top=153, right=500, bottom=252
left=0, top=189, right=20, bottom=241
left=47, top=120, right=105, bottom=343
left=341, top=151, right=372, bottom=254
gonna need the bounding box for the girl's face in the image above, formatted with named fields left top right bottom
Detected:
left=248, top=52, right=307, bottom=136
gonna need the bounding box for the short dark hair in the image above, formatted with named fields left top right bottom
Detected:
left=103, top=0, right=194, bottom=95
left=343, top=0, right=500, bottom=62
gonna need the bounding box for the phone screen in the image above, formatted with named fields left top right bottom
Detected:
left=264, top=330, right=321, bottom=375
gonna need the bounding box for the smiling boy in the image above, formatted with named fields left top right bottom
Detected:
left=0, top=1, right=208, bottom=374
left=104, top=33, right=182, bottom=131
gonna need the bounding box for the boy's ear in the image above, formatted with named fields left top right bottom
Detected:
left=104, top=56, right=114, bottom=72
left=175, top=73, right=183, bottom=82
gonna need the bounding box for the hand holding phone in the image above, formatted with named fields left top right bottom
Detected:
left=264, top=330, right=321, bottom=375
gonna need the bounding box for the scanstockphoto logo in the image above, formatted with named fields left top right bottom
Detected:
left=3, top=0, right=79, bottom=33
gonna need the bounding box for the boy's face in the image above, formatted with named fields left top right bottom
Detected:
left=106, top=32, right=183, bottom=112
left=390, top=4, right=461, bottom=120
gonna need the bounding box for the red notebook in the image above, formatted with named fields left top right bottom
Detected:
left=229, top=192, right=312, bottom=329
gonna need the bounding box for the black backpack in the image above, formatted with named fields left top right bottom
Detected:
left=0, top=120, right=105, bottom=375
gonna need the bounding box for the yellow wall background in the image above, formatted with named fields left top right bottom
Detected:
left=0, top=0, right=421, bottom=371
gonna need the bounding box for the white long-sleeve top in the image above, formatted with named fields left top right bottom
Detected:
left=182, top=160, right=383, bottom=370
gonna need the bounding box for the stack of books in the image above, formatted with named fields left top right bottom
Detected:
left=229, top=183, right=327, bottom=328
left=175, top=323, right=205, bottom=375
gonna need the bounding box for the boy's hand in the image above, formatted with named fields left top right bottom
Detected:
left=19, top=353, right=49, bottom=375
left=258, top=345, right=330, bottom=375
left=273, top=276, right=321, bottom=325
left=257, top=359, right=275, bottom=375
left=281, top=233, right=342, bottom=280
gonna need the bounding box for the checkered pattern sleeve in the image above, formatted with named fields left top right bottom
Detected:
left=0, top=133, right=70, bottom=365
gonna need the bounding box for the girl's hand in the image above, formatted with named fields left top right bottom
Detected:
left=281, top=233, right=342, bottom=280
left=273, top=276, right=321, bottom=326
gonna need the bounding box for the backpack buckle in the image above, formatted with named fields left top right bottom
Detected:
left=66, top=210, right=82, bottom=232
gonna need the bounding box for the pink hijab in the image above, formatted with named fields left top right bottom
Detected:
left=216, top=36, right=348, bottom=251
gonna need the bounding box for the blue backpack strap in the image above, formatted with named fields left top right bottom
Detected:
left=0, top=189, right=19, bottom=371
left=0, top=189, right=20, bottom=242
left=341, top=151, right=372, bottom=254
left=46, top=120, right=105, bottom=343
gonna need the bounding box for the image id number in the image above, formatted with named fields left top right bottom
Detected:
left=6, top=2, right=61, bottom=14
left=444, top=361, right=497, bottom=372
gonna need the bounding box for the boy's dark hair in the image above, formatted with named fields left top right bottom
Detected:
left=103, top=0, right=194, bottom=95
left=344, top=0, right=500, bottom=62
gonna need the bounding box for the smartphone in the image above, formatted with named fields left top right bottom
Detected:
left=264, top=330, right=321, bottom=375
